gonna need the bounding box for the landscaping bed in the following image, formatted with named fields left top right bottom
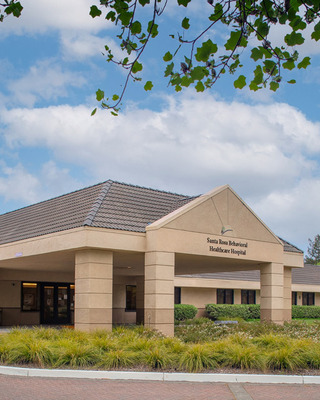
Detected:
left=1, top=319, right=320, bottom=373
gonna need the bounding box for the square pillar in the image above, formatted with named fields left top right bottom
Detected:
left=144, top=251, right=175, bottom=337
left=283, top=267, right=292, bottom=322
left=75, top=249, right=113, bottom=332
left=136, top=276, right=144, bottom=325
left=297, top=292, right=303, bottom=305
left=234, top=289, right=241, bottom=304
left=260, top=262, right=284, bottom=324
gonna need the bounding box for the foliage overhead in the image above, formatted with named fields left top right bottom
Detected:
left=90, top=0, right=320, bottom=114
left=305, top=234, right=320, bottom=265
left=0, top=0, right=22, bottom=22
left=2, top=0, right=320, bottom=114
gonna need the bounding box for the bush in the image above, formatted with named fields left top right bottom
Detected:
left=292, top=305, right=320, bottom=319
left=205, top=304, right=259, bottom=321
left=174, top=304, right=198, bottom=321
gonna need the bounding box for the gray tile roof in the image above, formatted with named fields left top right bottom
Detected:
left=0, top=180, right=196, bottom=245
left=179, top=264, right=319, bottom=286
left=0, top=180, right=303, bottom=256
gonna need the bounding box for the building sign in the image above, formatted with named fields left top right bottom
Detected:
left=207, top=237, right=248, bottom=256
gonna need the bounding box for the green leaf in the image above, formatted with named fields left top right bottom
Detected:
left=175, top=85, right=182, bottom=92
left=190, top=66, right=207, bottom=80
left=270, top=81, right=279, bottom=91
left=144, top=81, right=153, bottom=91
left=111, top=111, right=118, bottom=116
left=112, top=94, right=119, bottom=101
left=163, top=52, right=173, bottom=62
left=249, top=81, right=260, bottom=91
left=195, top=81, right=205, bottom=92
left=311, top=29, right=320, bottom=41
left=131, top=21, right=142, bottom=35
left=297, top=56, right=311, bottom=69
left=119, top=11, right=133, bottom=26
left=287, top=79, right=296, bottom=84
left=91, top=108, right=97, bottom=116
left=5, top=1, right=23, bottom=17
left=284, top=32, right=305, bottom=46
left=234, top=75, right=246, bottom=89
left=225, top=31, right=247, bottom=51
left=138, top=0, right=150, bottom=5
left=177, top=0, right=191, bottom=7
left=182, top=17, right=190, bottom=29
left=132, top=61, right=143, bottom=74
left=164, top=62, right=174, bottom=77
left=282, top=60, right=295, bottom=70
left=256, top=21, right=269, bottom=38
left=89, top=5, right=102, bottom=18
left=251, top=48, right=263, bottom=61
left=147, top=21, right=159, bottom=38
left=96, top=89, right=104, bottom=101
left=195, top=39, right=217, bottom=62
left=106, top=11, right=116, bottom=21
left=252, top=65, right=263, bottom=85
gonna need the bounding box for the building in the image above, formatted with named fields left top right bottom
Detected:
left=0, top=180, right=305, bottom=336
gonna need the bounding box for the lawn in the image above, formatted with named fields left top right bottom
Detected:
left=1, top=319, right=320, bottom=373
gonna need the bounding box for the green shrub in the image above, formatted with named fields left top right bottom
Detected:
left=205, top=304, right=259, bottom=320
left=292, top=305, right=320, bottom=319
left=174, top=304, right=198, bottom=321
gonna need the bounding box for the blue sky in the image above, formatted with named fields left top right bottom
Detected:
left=1, top=0, right=320, bottom=254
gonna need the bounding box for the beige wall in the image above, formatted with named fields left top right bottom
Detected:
left=181, top=287, right=216, bottom=317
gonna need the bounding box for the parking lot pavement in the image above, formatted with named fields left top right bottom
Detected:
left=1, top=375, right=320, bottom=400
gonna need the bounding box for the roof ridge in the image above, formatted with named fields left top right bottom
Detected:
left=83, top=181, right=113, bottom=226
left=110, top=179, right=191, bottom=198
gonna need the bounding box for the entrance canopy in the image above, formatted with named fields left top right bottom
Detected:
left=0, top=180, right=303, bottom=335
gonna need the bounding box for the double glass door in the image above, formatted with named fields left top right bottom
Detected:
left=40, top=283, right=71, bottom=325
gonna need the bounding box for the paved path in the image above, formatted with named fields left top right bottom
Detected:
left=1, top=375, right=320, bottom=400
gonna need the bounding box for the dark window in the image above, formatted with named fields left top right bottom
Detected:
left=174, top=287, right=181, bottom=304
left=292, top=291, right=298, bottom=306
left=126, top=285, right=136, bottom=311
left=241, top=290, right=256, bottom=304
left=217, top=289, right=234, bottom=304
left=21, top=282, right=39, bottom=311
left=302, top=292, right=315, bottom=306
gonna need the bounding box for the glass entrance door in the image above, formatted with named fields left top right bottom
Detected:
left=40, top=283, right=71, bottom=325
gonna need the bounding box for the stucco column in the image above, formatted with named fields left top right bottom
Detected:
left=260, top=262, right=284, bottom=324
left=283, top=267, right=292, bottom=322
left=75, top=249, right=113, bottom=332
left=144, top=251, right=175, bottom=337
left=234, top=289, right=241, bottom=304
left=297, top=292, right=303, bottom=305
left=136, top=276, right=144, bottom=325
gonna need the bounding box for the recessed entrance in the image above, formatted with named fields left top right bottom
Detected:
left=40, top=283, right=72, bottom=325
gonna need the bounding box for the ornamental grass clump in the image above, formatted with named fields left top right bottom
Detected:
left=221, top=343, right=266, bottom=370
left=54, top=339, right=100, bottom=368
left=97, top=349, right=138, bottom=369
left=178, top=343, right=219, bottom=372
left=2, top=337, right=54, bottom=367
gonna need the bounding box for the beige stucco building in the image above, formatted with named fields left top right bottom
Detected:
left=0, top=180, right=307, bottom=336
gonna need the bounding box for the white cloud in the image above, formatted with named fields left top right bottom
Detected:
left=7, top=59, right=86, bottom=107
left=0, top=162, right=40, bottom=204
left=1, top=0, right=108, bottom=36
left=1, top=92, right=320, bottom=250
left=0, top=160, right=80, bottom=209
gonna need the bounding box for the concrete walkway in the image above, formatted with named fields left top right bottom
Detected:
left=1, top=367, right=320, bottom=400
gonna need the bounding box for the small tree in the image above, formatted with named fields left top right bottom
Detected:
left=305, top=234, right=320, bottom=265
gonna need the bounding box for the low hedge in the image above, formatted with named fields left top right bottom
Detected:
left=292, top=305, right=320, bottom=319
left=174, top=304, right=198, bottom=321
left=206, top=304, right=320, bottom=320
left=205, top=304, right=258, bottom=320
